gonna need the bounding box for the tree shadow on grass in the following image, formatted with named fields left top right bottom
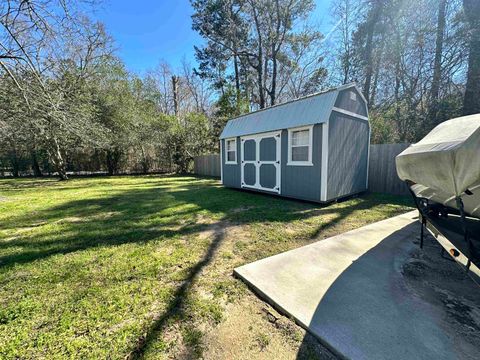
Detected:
left=126, top=219, right=227, bottom=359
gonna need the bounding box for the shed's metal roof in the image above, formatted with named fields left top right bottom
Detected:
left=220, top=84, right=356, bottom=139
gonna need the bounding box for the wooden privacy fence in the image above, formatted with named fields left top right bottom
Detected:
left=193, top=154, right=221, bottom=178
left=194, top=143, right=411, bottom=196
left=368, top=143, right=410, bottom=195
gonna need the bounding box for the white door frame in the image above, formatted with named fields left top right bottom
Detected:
left=240, top=131, right=281, bottom=194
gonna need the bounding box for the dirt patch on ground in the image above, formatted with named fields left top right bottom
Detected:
left=203, top=294, right=336, bottom=360
left=402, top=233, right=480, bottom=356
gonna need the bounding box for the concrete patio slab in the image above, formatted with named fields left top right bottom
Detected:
left=234, top=211, right=480, bottom=360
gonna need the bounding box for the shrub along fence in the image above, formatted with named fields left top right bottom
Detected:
left=193, top=143, right=411, bottom=196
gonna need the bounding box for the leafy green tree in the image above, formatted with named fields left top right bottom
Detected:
left=192, top=0, right=324, bottom=108
left=209, top=85, right=249, bottom=148
left=168, top=113, right=212, bottom=172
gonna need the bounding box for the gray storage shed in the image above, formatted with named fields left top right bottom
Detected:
left=219, top=83, right=370, bottom=203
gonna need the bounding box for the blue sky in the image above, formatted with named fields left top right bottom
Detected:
left=94, top=0, right=334, bottom=74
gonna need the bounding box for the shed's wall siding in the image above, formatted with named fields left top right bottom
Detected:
left=221, top=138, right=241, bottom=188
left=280, top=124, right=322, bottom=202
left=334, top=88, right=368, bottom=116
left=327, top=114, right=369, bottom=200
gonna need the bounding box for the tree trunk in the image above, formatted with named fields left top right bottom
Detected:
left=140, top=146, right=150, bottom=174
left=262, top=54, right=268, bottom=105
left=172, top=75, right=179, bottom=116
left=47, top=136, right=68, bottom=180
left=428, top=0, right=447, bottom=126
left=340, top=0, right=352, bottom=84
left=106, top=149, right=122, bottom=176
left=370, top=62, right=380, bottom=106
left=270, top=48, right=277, bottom=106
left=54, top=160, right=68, bottom=180
left=462, top=0, right=480, bottom=115
left=394, top=49, right=403, bottom=140
left=106, top=152, right=115, bottom=175
left=9, top=147, right=19, bottom=178
left=362, top=1, right=383, bottom=104
left=255, top=59, right=265, bottom=108
left=233, top=54, right=241, bottom=109
left=31, top=150, right=43, bottom=177
left=250, top=2, right=266, bottom=109
left=370, top=33, right=385, bottom=106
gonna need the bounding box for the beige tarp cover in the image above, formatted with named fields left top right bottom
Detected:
left=396, top=114, right=480, bottom=217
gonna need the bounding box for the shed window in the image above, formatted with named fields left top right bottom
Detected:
left=288, top=126, right=313, bottom=166
left=350, top=91, right=357, bottom=101
left=225, top=138, right=237, bottom=164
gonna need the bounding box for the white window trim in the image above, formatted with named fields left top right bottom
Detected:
left=225, top=137, right=237, bottom=164
left=287, top=125, right=313, bottom=166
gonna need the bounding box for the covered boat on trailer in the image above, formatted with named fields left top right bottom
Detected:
left=396, top=114, right=480, bottom=273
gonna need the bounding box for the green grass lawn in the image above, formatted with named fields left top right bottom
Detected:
left=0, top=175, right=413, bottom=359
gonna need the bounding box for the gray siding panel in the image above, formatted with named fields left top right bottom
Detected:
left=280, top=124, right=323, bottom=202
left=327, top=114, right=369, bottom=200
left=221, top=138, right=241, bottom=188
left=334, top=88, right=368, bottom=116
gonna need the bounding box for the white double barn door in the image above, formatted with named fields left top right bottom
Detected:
left=240, top=131, right=281, bottom=194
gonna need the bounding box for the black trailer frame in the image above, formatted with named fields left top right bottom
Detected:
left=405, top=180, right=480, bottom=273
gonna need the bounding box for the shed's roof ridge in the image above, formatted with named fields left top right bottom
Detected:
left=228, top=82, right=356, bottom=122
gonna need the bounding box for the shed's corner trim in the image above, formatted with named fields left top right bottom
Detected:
left=320, top=122, right=329, bottom=201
